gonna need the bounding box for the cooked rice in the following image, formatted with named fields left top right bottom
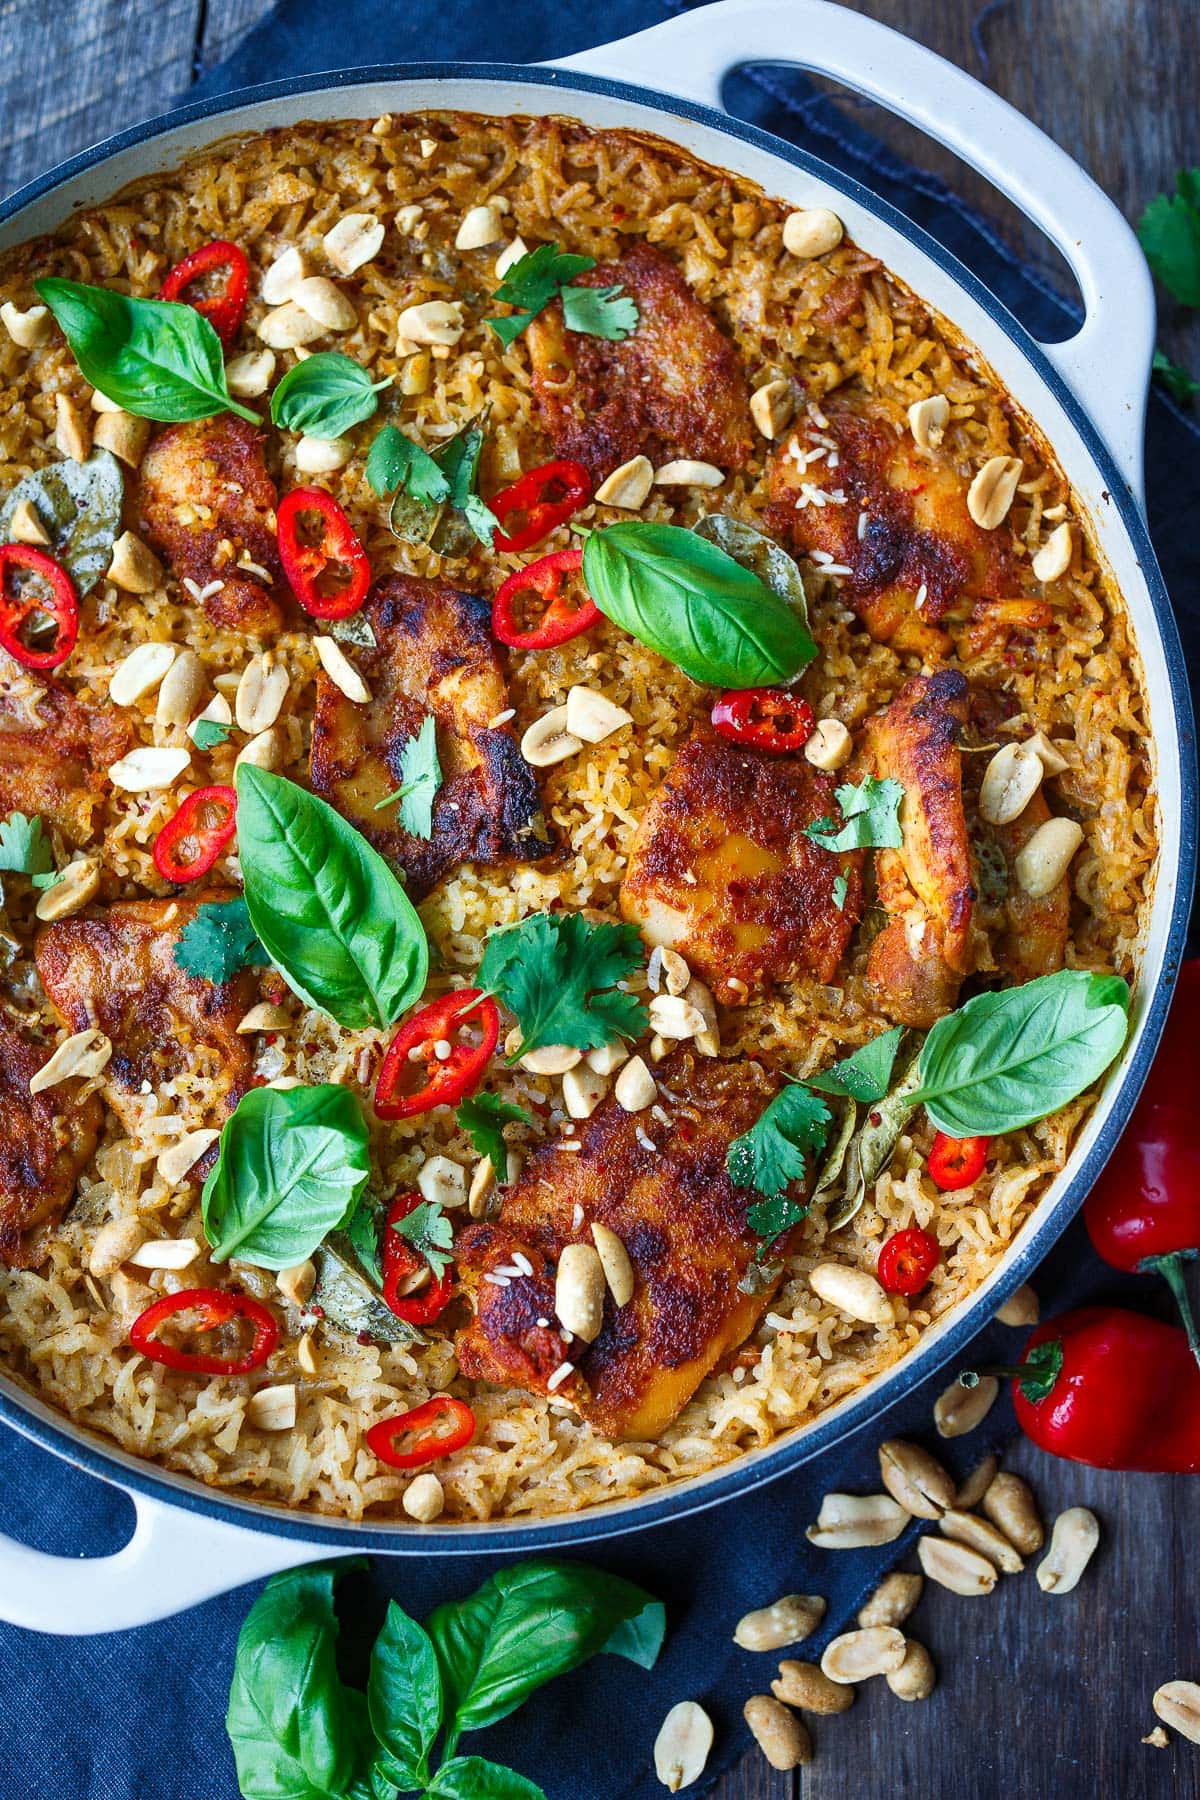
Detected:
left=0, top=112, right=1155, bottom=1521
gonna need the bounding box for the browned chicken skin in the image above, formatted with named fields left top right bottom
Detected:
left=620, top=727, right=861, bottom=1004
left=309, top=575, right=550, bottom=899
left=766, top=399, right=1017, bottom=657
left=455, top=1051, right=784, bottom=1440
left=139, top=417, right=283, bottom=635
left=526, top=242, right=752, bottom=480
left=35, top=893, right=256, bottom=1137
left=0, top=1012, right=103, bottom=1269
left=0, top=678, right=131, bottom=847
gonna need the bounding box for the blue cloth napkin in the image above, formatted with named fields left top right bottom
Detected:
left=3, top=4, right=1198, bottom=1798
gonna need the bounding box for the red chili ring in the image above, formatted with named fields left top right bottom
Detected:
left=876, top=1227, right=941, bottom=1297
left=366, top=1395, right=475, bottom=1470
left=927, top=1132, right=990, bottom=1191
left=711, top=688, right=816, bottom=753
left=159, top=240, right=250, bottom=348
left=277, top=486, right=371, bottom=620
left=382, top=1191, right=455, bottom=1325
left=0, top=543, right=79, bottom=671
left=374, top=989, right=499, bottom=1121
left=492, top=547, right=600, bottom=651
left=129, top=1288, right=278, bottom=1376
left=491, top=458, right=591, bottom=555
left=152, top=785, right=237, bottom=884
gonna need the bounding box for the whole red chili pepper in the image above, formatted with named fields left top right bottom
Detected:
left=877, top=1226, right=940, bottom=1295
left=966, top=1306, right=1200, bottom=1473
left=491, top=459, right=591, bottom=554
left=152, top=784, right=237, bottom=883
left=492, top=547, right=599, bottom=650
left=375, top=988, right=499, bottom=1121
left=382, top=1191, right=455, bottom=1324
left=159, top=240, right=250, bottom=348
left=276, top=487, right=371, bottom=620
left=130, top=1288, right=278, bottom=1377
left=0, top=544, right=79, bottom=671
left=367, top=1394, right=475, bottom=1470
left=927, top=1132, right=990, bottom=1191
left=711, top=688, right=815, bottom=753
left=1084, top=959, right=1200, bottom=1367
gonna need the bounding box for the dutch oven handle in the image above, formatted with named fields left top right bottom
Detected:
left=0, top=1485, right=348, bottom=1636
left=553, top=0, right=1154, bottom=505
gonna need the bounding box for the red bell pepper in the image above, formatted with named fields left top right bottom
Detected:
left=0, top=544, right=79, bottom=671
left=877, top=1226, right=940, bottom=1296
left=276, top=487, right=371, bottom=619
left=152, top=785, right=237, bottom=883
left=130, top=1288, right=278, bottom=1376
left=382, top=1191, right=454, bottom=1325
left=711, top=688, right=815, bottom=753
left=491, top=459, right=591, bottom=554
left=1083, top=959, right=1200, bottom=1366
left=374, top=988, right=499, bottom=1120
left=367, top=1395, right=475, bottom=1469
left=492, top=547, right=599, bottom=650
left=159, top=240, right=250, bottom=348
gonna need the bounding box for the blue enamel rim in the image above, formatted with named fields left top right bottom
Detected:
left=0, top=61, right=1194, bottom=1559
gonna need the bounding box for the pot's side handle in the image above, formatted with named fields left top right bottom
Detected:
left=552, top=0, right=1153, bottom=504
left=0, top=1487, right=347, bottom=1635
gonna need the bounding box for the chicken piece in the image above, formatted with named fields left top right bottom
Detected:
left=0, top=677, right=131, bottom=847
left=864, top=670, right=976, bottom=1027
left=766, top=398, right=1017, bottom=657
left=35, top=892, right=256, bottom=1142
left=526, top=242, right=752, bottom=481
left=309, top=575, right=551, bottom=900
left=455, top=1051, right=784, bottom=1440
left=620, top=728, right=861, bottom=1004
left=139, top=416, right=283, bottom=635
left=0, top=1012, right=103, bottom=1269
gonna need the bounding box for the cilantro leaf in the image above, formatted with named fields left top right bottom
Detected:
left=1138, top=171, right=1200, bottom=307
left=805, top=776, right=904, bottom=853
left=344, top=1193, right=384, bottom=1288
left=478, top=911, right=647, bottom=1056
left=806, top=1026, right=905, bottom=1104
left=1152, top=347, right=1199, bottom=405
left=0, top=811, right=54, bottom=880
left=456, top=1091, right=534, bottom=1176
left=728, top=1087, right=831, bottom=1203
left=374, top=715, right=443, bottom=840
left=391, top=1199, right=454, bottom=1280
left=191, top=717, right=234, bottom=750
left=832, top=872, right=848, bottom=912
left=492, top=244, right=594, bottom=314
left=746, top=1192, right=810, bottom=1247
left=366, top=424, right=452, bottom=506
left=174, top=896, right=270, bottom=983
left=560, top=284, right=640, bottom=341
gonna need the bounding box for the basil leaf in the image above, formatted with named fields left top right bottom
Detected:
left=0, top=449, right=124, bottom=596
left=694, top=512, right=809, bottom=626
left=312, top=1232, right=421, bottom=1347
left=236, top=767, right=428, bottom=1030
left=225, top=1562, right=371, bottom=1800
left=583, top=520, right=817, bottom=687
left=601, top=1599, right=667, bottom=1669
left=271, top=352, right=390, bottom=438
left=368, top=1601, right=443, bottom=1792
left=35, top=278, right=258, bottom=425
left=909, top=969, right=1130, bottom=1137
left=428, top=1560, right=661, bottom=1738
left=808, top=1026, right=904, bottom=1102
left=202, top=1084, right=369, bottom=1268
left=429, top=1758, right=546, bottom=1800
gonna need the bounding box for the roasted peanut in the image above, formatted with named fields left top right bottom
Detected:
left=982, top=1471, right=1045, bottom=1555
left=1152, top=1680, right=1200, bottom=1744
left=1037, top=1506, right=1100, bottom=1594
left=743, top=1696, right=811, bottom=1770
left=886, top=1639, right=936, bottom=1701
left=772, top=1660, right=855, bottom=1714
left=918, top=1534, right=998, bottom=1596
left=939, top=1508, right=1024, bottom=1574
left=806, top=1491, right=910, bottom=1549
left=733, top=1593, right=826, bottom=1652
left=820, top=1627, right=906, bottom=1683
left=934, top=1372, right=999, bottom=1437
left=857, top=1571, right=923, bottom=1631
left=653, top=1701, right=713, bottom=1792
left=878, top=1439, right=956, bottom=1519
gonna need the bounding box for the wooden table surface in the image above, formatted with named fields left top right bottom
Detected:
left=0, top=2, right=1196, bottom=1796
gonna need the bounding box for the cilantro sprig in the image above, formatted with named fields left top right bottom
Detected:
left=485, top=243, right=639, bottom=349
left=374, top=713, right=443, bottom=840
left=0, top=811, right=60, bottom=889
left=729, top=1087, right=831, bottom=1213
left=174, top=895, right=270, bottom=983
left=457, top=1091, right=534, bottom=1177
left=391, top=1198, right=455, bottom=1280
left=478, top=911, right=647, bottom=1057
left=366, top=419, right=500, bottom=550
left=191, top=716, right=234, bottom=750
left=805, top=776, right=904, bottom=854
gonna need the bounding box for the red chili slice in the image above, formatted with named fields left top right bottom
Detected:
left=375, top=989, right=499, bottom=1121
left=927, top=1132, right=990, bottom=1191
left=0, top=544, right=79, bottom=671
left=159, top=240, right=250, bottom=348
left=491, top=459, right=591, bottom=554
left=152, top=784, right=237, bottom=884
left=492, top=548, right=600, bottom=651
left=877, top=1227, right=941, bottom=1296
left=129, top=1287, right=278, bottom=1376
left=276, top=487, right=371, bottom=620
left=367, top=1395, right=475, bottom=1469
left=382, top=1191, right=455, bottom=1325
left=711, top=688, right=816, bottom=753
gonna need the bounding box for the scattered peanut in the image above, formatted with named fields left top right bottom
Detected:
left=857, top=1572, right=923, bottom=1630
left=8, top=497, right=49, bottom=545
left=967, top=455, right=1023, bottom=530
left=886, top=1639, right=937, bottom=1701
left=772, top=1660, right=855, bottom=1714
left=227, top=349, right=277, bottom=397
left=35, top=856, right=99, bottom=921
left=564, top=684, right=632, bottom=744
left=276, top=1261, right=317, bottom=1307
left=744, top=1695, right=811, bottom=1770
left=314, top=635, right=371, bottom=703
left=979, top=741, right=1044, bottom=826
left=563, top=1062, right=608, bottom=1121
left=521, top=705, right=583, bottom=768
left=733, top=1593, right=826, bottom=1652
left=291, top=275, right=356, bottom=331
left=1037, top=1506, right=1100, bottom=1594
left=954, top=1454, right=999, bottom=1510
left=88, top=1216, right=147, bottom=1280
left=127, top=1235, right=202, bottom=1272
left=782, top=207, right=844, bottom=258
left=595, top=454, right=654, bottom=510
left=402, top=1472, right=445, bottom=1522
left=1152, top=1680, right=1200, bottom=1744
left=806, top=1491, right=910, bottom=1550
left=246, top=1385, right=297, bottom=1431
left=804, top=717, right=853, bottom=771
left=590, top=1222, right=635, bottom=1306
left=261, top=247, right=308, bottom=305
left=995, top=1282, right=1040, bottom=1327
left=54, top=392, right=91, bottom=462
left=653, top=1701, right=713, bottom=1791
left=917, top=1534, right=998, bottom=1596
left=982, top=1471, right=1045, bottom=1555
left=257, top=301, right=325, bottom=349
left=878, top=1438, right=956, bottom=1519
left=93, top=409, right=150, bottom=468
left=653, top=459, right=724, bottom=488
left=155, top=1130, right=220, bottom=1187
left=808, top=1263, right=894, bottom=1326
left=107, top=746, right=191, bottom=792
left=237, top=1002, right=292, bottom=1034
left=907, top=393, right=950, bottom=450
left=939, top=1507, right=1024, bottom=1574
left=934, top=1372, right=999, bottom=1437
left=517, top=1041, right=581, bottom=1075
left=417, top=1155, right=466, bottom=1211
left=647, top=994, right=707, bottom=1040
left=1026, top=730, right=1070, bottom=775
left=395, top=300, right=464, bottom=346
left=234, top=727, right=282, bottom=773
left=455, top=203, right=505, bottom=251
left=295, top=434, right=354, bottom=474
left=106, top=530, right=164, bottom=594
left=614, top=1055, right=656, bottom=1113
left=1015, top=817, right=1084, bottom=897
left=324, top=212, right=385, bottom=274
left=109, top=641, right=177, bottom=707
left=236, top=653, right=290, bottom=733
left=0, top=300, right=51, bottom=347
left=750, top=378, right=794, bottom=440
left=1033, top=521, right=1073, bottom=583
left=820, top=1626, right=906, bottom=1684
left=554, top=1242, right=607, bottom=1342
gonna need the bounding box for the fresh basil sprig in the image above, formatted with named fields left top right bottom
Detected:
left=35, top=277, right=258, bottom=424
left=270, top=351, right=391, bottom=437
left=908, top=969, right=1130, bottom=1136
left=236, top=767, right=429, bottom=1030
left=202, top=1084, right=370, bottom=1268
left=227, top=1559, right=664, bottom=1800
left=582, top=520, right=817, bottom=688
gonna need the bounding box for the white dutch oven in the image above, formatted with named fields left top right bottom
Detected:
left=0, top=0, right=1192, bottom=1636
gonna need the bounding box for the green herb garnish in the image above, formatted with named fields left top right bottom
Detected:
left=485, top=243, right=638, bottom=348
left=191, top=716, right=234, bottom=750
left=270, top=351, right=391, bottom=438
left=478, top=911, right=646, bottom=1057
left=373, top=713, right=443, bottom=839
left=1138, top=169, right=1200, bottom=307
left=805, top=776, right=904, bottom=853
left=391, top=1198, right=455, bottom=1281
left=1152, top=347, right=1199, bottom=405
left=173, top=895, right=269, bottom=983
left=456, top=1091, right=534, bottom=1176
left=0, top=811, right=57, bottom=886
left=806, top=1025, right=904, bottom=1103
left=728, top=1086, right=832, bottom=1207
left=367, top=419, right=499, bottom=550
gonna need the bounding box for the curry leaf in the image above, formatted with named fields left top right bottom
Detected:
left=583, top=520, right=816, bottom=688
left=36, top=278, right=258, bottom=424
left=202, top=1084, right=370, bottom=1268
left=728, top=1086, right=831, bottom=1204
left=312, top=1232, right=421, bottom=1347
left=479, top=911, right=646, bottom=1055
left=824, top=1036, right=925, bottom=1230
left=368, top=1601, right=443, bottom=1792
left=271, top=352, right=390, bottom=438
left=236, top=767, right=428, bottom=1030
left=0, top=449, right=125, bottom=597
left=805, top=776, right=904, bottom=853
left=693, top=512, right=809, bottom=626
